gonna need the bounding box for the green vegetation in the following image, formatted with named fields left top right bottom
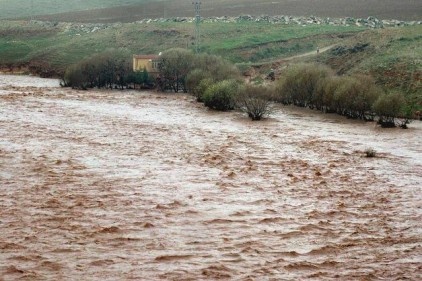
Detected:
left=202, top=80, right=240, bottom=111
left=1, top=20, right=419, bottom=94
left=201, top=23, right=364, bottom=62
left=0, top=20, right=364, bottom=74
left=62, top=49, right=132, bottom=89
left=274, top=63, right=416, bottom=127
left=157, top=48, right=194, bottom=92
left=373, top=92, right=409, bottom=128
left=317, top=25, right=422, bottom=95
left=0, top=12, right=420, bottom=124
left=276, top=63, right=333, bottom=108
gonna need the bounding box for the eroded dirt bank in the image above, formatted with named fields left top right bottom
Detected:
left=1, top=75, right=421, bottom=280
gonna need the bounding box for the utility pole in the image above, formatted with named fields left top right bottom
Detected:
left=192, top=2, right=201, bottom=53
left=30, top=0, right=34, bottom=21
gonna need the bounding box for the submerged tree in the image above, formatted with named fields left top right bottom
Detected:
left=203, top=79, right=240, bottom=111
left=373, top=92, right=407, bottom=128
left=237, top=84, right=274, bottom=120
left=62, top=49, right=132, bottom=90
left=158, top=48, right=194, bottom=92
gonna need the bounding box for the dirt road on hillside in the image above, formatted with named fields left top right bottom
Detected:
left=1, top=75, right=421, bottom=280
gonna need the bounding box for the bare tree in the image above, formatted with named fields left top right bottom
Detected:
left=237, top=84, right=274, bottom=120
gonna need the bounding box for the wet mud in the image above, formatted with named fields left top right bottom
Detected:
left=1, top=75, right=421, bottom=280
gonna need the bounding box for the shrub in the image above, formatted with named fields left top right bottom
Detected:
left=203, top=80, right=240, bottom=111
left=352, top=75, right=382, bottom=121
left=398, top=91, right=422, bottom=127
left=312, top=73, right=382, bottom=121
left=236, top=84, right=274, bottom=120
left=127, top=68, right=154, bottom=89
left=316, top=76, right=343, bottom=113
left=186, top=69, right=211, bottom=97
left=63, top=64, right=88, bottom=89
left=194, top=78, right=214, bottom=102
left=364, top=148, right=377, bottom=158
left=373, top=92, right=407, bottom=127
left=332, top=76, right=354, bottom=116
left=158, top=48, right=195, bottom=92
left=62, top=49, right=132, bottom=90
left=275, top=63, right=332, bottom=107
left=192, top=53, right=240, bottom=82
left=334, top=75, right=381, bottom=120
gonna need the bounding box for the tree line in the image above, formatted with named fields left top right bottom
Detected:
left=62, top=48, right=421, bottom=127
left=61, top=50, right=153, bottom=90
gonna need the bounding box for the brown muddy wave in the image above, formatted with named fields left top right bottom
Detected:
left=0, top=75, right=421, bottom=280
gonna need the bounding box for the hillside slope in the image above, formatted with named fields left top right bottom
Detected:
left=0, top=18, right=420, bottom=95
left=252, top=25, right=421, bottom=95
left=0, top=0, right=149, bottom=20
left=2, top=0, right=421, bottom=22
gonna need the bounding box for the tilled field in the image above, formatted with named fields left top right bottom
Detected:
left=37, top=0, right=422, bottom=22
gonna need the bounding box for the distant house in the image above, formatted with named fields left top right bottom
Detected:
left=132, top=54, right=160, bottom=76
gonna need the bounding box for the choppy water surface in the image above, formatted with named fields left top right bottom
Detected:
left=1, top=75, right=421, bottom=280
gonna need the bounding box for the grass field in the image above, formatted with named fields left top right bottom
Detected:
left=0, top=20, right=364, bottom=70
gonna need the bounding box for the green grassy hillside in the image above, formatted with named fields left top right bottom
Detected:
left=313, top=26, right=421, bottom=92
left=0, top=20, right=363, bottom=70
left=0, top=19, right=420, bottom=95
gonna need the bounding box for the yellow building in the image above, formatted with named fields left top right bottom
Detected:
left=132, top=54, right=160, bottom=76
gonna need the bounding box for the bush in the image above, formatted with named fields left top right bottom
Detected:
left=364, top=148, right=377, bottom=158
left=194, top=78, right=214, bottom=102
left=316, top=76, right=343, bottom=113
left=62, top=49, right=132, bottom=90
left=186, top=69, right=211, bottom=98
left=63, top=64, right=88, bottom=89
left=158, top=48, right=195, bottom=92
left=275, top=63, right=385, bottom=121
left=237, top=84, right=274, bottom=120
left=275, top=63, right=332, bottom=107
left=334, top=75, right=381, bottom=120
left=192, top=54, right=240, bottom=82
left=203, top=80, right=240, bottom=111
left=373, top=92, right=407, bottom=127
left=127, top=68, right=153, bottom=89
left=351, top=75, right=382, bottom=121
left=185, top=54, right=241, bottom=99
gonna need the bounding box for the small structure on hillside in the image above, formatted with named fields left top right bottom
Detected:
left=132, top=54, right=161, bottom=76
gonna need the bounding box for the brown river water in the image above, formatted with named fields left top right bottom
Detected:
left=0, top=75, right=421, bottom=280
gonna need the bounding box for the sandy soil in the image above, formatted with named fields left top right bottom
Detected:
left=0, top=75, right=421, bottom=280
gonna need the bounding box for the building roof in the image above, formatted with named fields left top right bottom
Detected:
left=133, top=54, right=160, bottom=60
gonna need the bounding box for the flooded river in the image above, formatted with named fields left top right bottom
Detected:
left=0, top=75, right=421, bottom=280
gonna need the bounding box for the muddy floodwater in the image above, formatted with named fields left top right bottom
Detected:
left=0, top=75, right=421, bottom=280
